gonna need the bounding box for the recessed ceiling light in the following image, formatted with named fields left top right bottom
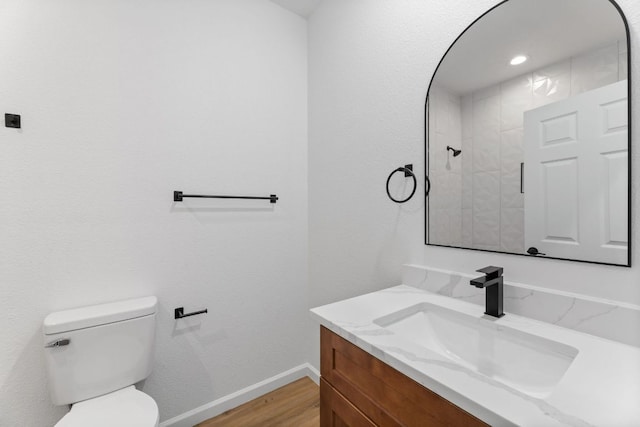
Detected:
left=510, top=55, right=528, bottom=66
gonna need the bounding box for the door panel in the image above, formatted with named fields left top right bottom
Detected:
left=524, top=80, right=628, bottom=264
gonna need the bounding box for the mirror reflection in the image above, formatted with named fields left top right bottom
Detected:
left=426, top=0, right=630, bottom=266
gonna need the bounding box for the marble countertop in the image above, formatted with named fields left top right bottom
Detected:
left=311, top=285, right=640, bottom=426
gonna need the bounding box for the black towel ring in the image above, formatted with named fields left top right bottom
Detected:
left=425, top=175, right=431, bottom=197
left=386, top=165, right=417, bottom=203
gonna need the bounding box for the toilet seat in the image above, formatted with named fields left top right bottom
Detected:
left=55, top=386, right=159, bottom=427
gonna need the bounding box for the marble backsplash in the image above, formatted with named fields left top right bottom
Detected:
left=402, top=264, right=640, bottom=348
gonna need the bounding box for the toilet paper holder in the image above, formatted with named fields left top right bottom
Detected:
left=174, top=307, right=208, bottom=319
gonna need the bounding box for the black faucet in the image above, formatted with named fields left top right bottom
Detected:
left=470, top=266, right=504, bottom=318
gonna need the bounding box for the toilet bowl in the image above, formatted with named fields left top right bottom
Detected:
left=55, top=386, right=159, bottom=427
left=43, top=296, right=159, bottom=426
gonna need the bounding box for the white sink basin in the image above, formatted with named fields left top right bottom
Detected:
left=374, top=302, right=578, bottom=398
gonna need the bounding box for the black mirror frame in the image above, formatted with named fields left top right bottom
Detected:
left=424, top=0, right=632, bottom=267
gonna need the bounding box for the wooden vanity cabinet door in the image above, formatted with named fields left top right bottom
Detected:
left=320, top=326, right=489, bottom=427
left=320, top=378, right=376, bottom=427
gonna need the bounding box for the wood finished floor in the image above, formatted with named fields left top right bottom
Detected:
left=195, top=377, right=320, bottom=427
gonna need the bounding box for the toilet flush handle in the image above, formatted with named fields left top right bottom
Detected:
left=45, top=338, right=71, bottom=348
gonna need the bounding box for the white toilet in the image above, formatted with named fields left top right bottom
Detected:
left=43, top=296, right=160, bottom=427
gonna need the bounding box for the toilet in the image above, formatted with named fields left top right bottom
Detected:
left=43, top=296, right=159, bottom=427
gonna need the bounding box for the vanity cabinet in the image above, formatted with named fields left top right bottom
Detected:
left=320, top=326, right=488, bottom=427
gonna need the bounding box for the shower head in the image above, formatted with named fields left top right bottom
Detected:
left=447, top=146, right=462, bottom=157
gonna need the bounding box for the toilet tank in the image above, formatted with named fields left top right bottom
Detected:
left=43, top=296, right=157, bottom=406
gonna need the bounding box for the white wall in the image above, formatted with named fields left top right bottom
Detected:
left=308, top=0, right=640, bottom=366
left=0, top=0, right=308, bottom=425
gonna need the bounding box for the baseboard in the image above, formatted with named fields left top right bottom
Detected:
left=159, top=363, right=320, bottom=427
left=306, top=362, right=320, bottom=384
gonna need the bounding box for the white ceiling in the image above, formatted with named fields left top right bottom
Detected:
left=270, top=0, right=322, bottom=18
left=433, top=0, right=627, bottom=95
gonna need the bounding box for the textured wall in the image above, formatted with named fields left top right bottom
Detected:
left=0, top=0, right=308, bottom=425
left=308, top=0, right=640, bottom=367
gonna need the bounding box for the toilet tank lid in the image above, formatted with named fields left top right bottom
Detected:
left=44, top=296, right=157, bottom=335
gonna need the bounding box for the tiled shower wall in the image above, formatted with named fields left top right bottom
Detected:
left=429, top=85, right=463, bottom=246
left=429, top=41, right=627, bottom=252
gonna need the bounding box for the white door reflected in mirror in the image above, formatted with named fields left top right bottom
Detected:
left=524, top=80, right=628, bottom=265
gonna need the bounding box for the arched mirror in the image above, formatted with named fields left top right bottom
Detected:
left=425, top=0, right=630, bottom=266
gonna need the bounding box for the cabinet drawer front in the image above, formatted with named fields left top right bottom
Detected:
left=321, top=327, right=488, bottom=427
left=321, top=379, right=376, bottom=427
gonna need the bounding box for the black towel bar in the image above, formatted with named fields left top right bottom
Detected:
left=174, top=191, right=278, bottom=203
